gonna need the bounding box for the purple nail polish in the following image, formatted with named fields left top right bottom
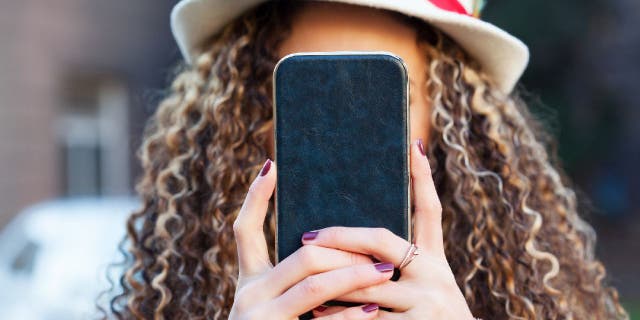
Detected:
left=362, top=303, right=379, bottom=313
left=374, top=262, right=395, bottom=273
left=302, top=231, right=319, bottom=241
left=417, top=138, right=426, bottom=156
left=314, top=305, right=328, bottom=312
left=259, top=159, right=272, bottom=176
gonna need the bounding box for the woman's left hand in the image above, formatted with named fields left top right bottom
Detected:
left=305, top=139, right=475, bottom=320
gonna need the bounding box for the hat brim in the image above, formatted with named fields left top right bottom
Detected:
left=171, top=0, right=529, bottom=94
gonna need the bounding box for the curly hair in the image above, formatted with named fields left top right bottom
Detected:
left=98, top=1, right=628, bottom=319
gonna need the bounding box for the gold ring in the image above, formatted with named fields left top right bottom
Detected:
left=398, top=242, right=419, bottom=270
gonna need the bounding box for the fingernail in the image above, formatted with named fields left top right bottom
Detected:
left=374, top=262, right=395, bottom=273
left=259, top=159, right=272, bottom=176
left=302, top=230, right=319, bottom=241
left=314, top=304, right=328, bottom=312
left=362, top=303, right=379, bottom=313
left=417, top=138, right=426, bottom=156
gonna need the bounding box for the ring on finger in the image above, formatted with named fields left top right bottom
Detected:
left=398, top=242, right=419, bottom=270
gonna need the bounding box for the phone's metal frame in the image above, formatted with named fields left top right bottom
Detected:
left=272, top=51, right=411, bottom=263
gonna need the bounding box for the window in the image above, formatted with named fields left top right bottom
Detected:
left=56, top=76, right=130, bottom=196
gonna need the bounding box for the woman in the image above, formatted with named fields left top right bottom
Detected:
left=101, top=0, right=628, bottom=319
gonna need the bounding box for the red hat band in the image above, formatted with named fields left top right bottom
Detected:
left=428, top=0, right=476, bottom=17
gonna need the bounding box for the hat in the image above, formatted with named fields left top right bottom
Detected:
left=171, top=0, right=529, bottom=94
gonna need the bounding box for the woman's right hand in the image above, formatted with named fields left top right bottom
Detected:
left=229, top=159, right=395, bottom=320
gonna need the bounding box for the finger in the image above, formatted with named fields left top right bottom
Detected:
left=328, top=279, right=411, bottom=311
left=312, top=305, right=345, bottom=317
left=313, top=303, right=379, bottom=319
left=268, top=262, right=395, bottom=318
left=233, top=158, right=276, bottom=277
left=301, top=226, right=421, bottom=277
left=259, top=244, right=374, bottom=297
left=411, top=138, right=445, bottom=256
left=376, top=309, right=404, bottom=320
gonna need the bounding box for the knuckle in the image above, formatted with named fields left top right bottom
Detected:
left=413, top=207, right=428, bottom=218
left=301, top=274, right=326, bottom=296
left=416, top=200, right=442, bottom=217
left=348, top=251, right=364, bottom=266
left=296, top=245, right=320, bottom=270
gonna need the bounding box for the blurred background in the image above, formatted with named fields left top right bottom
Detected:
left=0, top=0, right=638, bottom=319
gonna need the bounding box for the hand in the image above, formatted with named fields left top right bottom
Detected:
left=304, top=139, right=476, bottom=320
left=229, top=159, right=395, bottom=320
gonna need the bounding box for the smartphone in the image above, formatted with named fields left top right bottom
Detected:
left=272, top=52, right=410, bottom=306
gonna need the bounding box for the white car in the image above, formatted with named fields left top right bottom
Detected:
left=0, top=197, right=140, bottom=320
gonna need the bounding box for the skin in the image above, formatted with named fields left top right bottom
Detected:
left=231, top=3, right=475, bottom=319
left=266, top=1, right=431, bottom=160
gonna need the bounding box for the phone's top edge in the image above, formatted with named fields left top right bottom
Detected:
left=272, top=51, right=407, bottom=78
left=280, top=50, right=402, bottom=58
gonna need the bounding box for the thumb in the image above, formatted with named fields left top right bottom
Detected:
left=410, top=139, right=445, bottom=257
left=233, top=158, right=276, bottom=278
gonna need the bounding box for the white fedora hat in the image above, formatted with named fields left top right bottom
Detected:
left=171, top=0, right=529, bottom=94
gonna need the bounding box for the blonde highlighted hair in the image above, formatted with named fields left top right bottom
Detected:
left=99, top=1, right=628, bottom=319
